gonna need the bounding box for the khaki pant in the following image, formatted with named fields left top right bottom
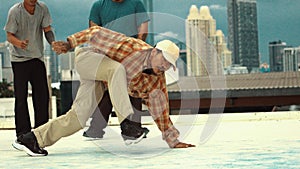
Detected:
left=34, top=48, right=134, bottom=147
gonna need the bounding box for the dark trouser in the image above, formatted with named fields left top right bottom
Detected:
left=85, top=90, right=142, bottom=136
left=12, top=59, right=49, bottom=137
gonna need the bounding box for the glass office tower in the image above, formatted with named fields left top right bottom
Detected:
left=227, top=0, right=259, bottom=72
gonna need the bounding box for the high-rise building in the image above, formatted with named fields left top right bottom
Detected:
left=0, top=42, right=13, bottom=83
left=59, top=51, right=78, bottom=81
left=186, top=5, right=229, bottom=76
left=44, top=42, right=60, bottom=83
left=0, top=51, right=2, bottom=82
left=177, top=48, right=187, bottom=77
left=227, top=0, right=259, bottom=72
left=269, top=40, right=289, bottom=72
left=283, top=47, right=300, bottom=72
left=214, top=30, right=232, bottom=69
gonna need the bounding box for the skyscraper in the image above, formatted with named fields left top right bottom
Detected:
left=186, top=5, right=229, bottom=76
left=44, top=42, right=60, bottom=83
left=0, top=42, right=12, bottom=83
left=227, top=0, right=259, bottom=72
left=283, top=47, right=300, bottom=72
left=215, top=30, right=232, bottom=69
left=269, top=40, right=288, bottom=72
left=0, top=51, right=2, bottom=82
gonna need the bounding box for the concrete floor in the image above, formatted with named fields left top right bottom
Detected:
left=0, top=111, right=300, bottom=169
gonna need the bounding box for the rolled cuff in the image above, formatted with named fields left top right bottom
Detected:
left=162, top=126, right=180, bottom=148
left=67, top=36, right=76, bottom=48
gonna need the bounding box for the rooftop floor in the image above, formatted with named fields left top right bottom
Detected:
left=1, top=111, right=300, bottom=169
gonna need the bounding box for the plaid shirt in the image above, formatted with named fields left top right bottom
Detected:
left=68, top=26, right=180, bottom=147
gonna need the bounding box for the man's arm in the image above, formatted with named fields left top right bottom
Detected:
left=52, top=26, right=127, bottom=56
left=146, top=74, right=195, bottom=148
left=44, top=25, right=55, bottom=45
left=52, top=26, right=102, bottom=54
left=135, top=0, right=150, bottom=41
left=66, top=26, right=103, bottom=48
left=137, top=21, right=148, bottom=41
left=89, top=20, right=98, bottom=28
left=88, top=1, right=102, bottom=27
left=6, top=32, right=28, bottom=49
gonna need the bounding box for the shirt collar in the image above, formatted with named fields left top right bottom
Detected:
left=142, top=49, right=152, bottom=70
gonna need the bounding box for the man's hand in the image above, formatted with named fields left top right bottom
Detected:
left=52, top=41, right=71, bottom=54
left=173, top=142, right=196, bottom=148
left=15, top=39, right=28, bottom=49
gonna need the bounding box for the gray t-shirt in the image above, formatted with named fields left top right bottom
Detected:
left=4, top=2, right=52, bottom=62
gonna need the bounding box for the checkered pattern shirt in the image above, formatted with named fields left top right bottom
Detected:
left=67, top=26, right=180, bottom=147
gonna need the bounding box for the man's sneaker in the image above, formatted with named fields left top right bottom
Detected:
left=12, top=139, right=24, bottom=151
left=15, top=132, right=48, bottom=156
left=82, top=131, right=103, bottom=141
left=142, top=127, right=150, bottom=138
left=120, top=118, right=145, bottom=145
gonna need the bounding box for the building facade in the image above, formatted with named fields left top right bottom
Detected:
left=283, top=47, right=300, bottom=72
left=59, top=51, right=79, bottom=81
left=269, top=40, right=288, bottom=72
left=186, top=5, right=230, bottom=76
left=214, top=30, right=232, bottom=70
left=44, top=42, right=60, bottom=83
left=0, top=42, right=13, bottom=83
left=227, top=0, right=259, bottom=72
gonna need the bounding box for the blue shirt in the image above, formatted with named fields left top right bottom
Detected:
left=89, top=0, right=149, bottom=38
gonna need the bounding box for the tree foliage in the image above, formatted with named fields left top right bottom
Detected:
left=0, top=79, right=14, bottom=98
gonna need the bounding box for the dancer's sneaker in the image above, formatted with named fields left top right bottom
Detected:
left=12, top=139, right=23, bottom=151
left=82, top=131, right=104, bottom=141
left=120, top=118, right=145, bottom=145
left=15, top=132, right=48, bottom=156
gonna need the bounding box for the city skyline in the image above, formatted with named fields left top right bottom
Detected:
left=1, top=0, right=300, bottom=64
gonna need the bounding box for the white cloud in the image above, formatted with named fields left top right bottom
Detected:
left=155, top=31, right=179, bottom=41
left=209, top=4, right=226, bottom=11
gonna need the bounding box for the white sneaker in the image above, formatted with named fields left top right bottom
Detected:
left=12, top=140, right=24, bottom=151
left=122, top=132, right=145, bottom=146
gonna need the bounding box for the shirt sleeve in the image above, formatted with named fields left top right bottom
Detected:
left=89, top=1, right=102, bottom=26
left=67, top=26, right=128, bottom=59
left=40, top=2, right=52, bottom=28
left=4, top=6, right=18, bottom=34
left=146, top=74, right=180, bottom=148
left=67, top=26, right=99, bottom=48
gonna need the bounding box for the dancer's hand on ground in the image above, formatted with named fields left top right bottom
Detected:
left=174, top=142, right=195, bottom=148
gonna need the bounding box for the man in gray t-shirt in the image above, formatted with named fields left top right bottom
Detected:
left=4, top=0, right=55, bottom=152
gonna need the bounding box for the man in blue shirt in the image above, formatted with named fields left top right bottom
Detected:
left=83, top=0, right=150, bottom=139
